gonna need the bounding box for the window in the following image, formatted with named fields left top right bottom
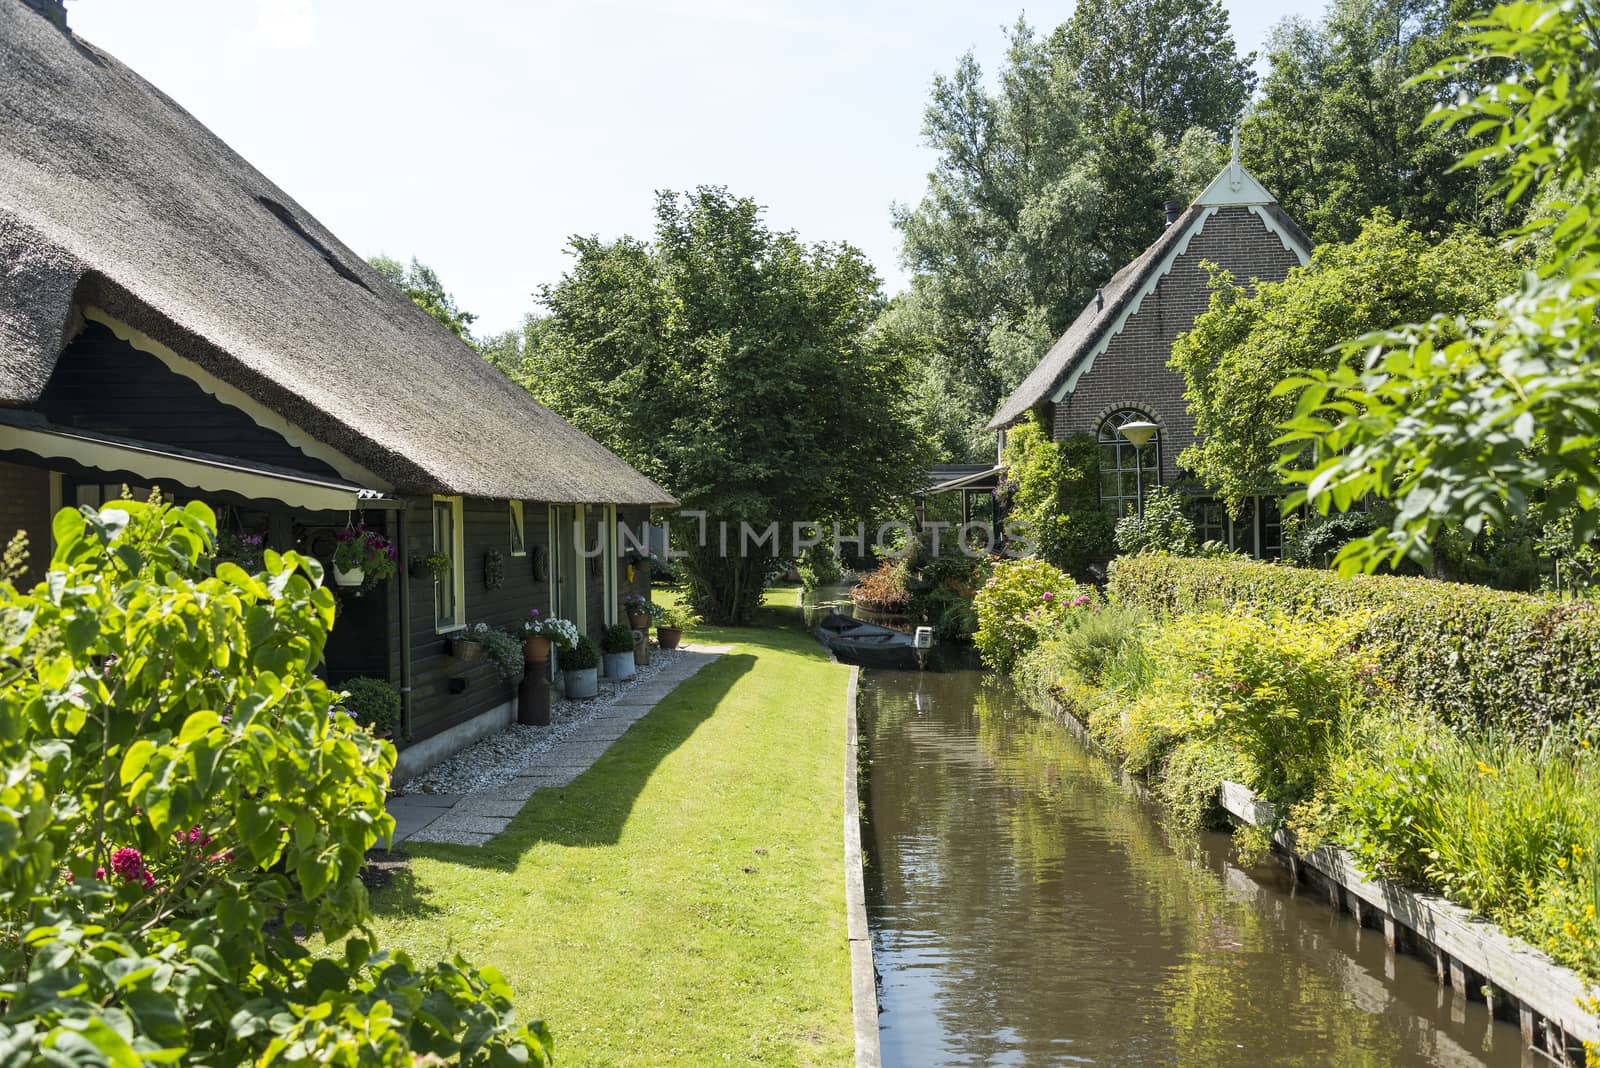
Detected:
left=1193, top=497, right=1227, bottom=546
left=1259, top=496, right=1283, bottom=560
left=508, top=500, right=526, bottom=557
left=1097, top=410, right=1160, bottom=517
left=432, top=496, right=464, bottom=632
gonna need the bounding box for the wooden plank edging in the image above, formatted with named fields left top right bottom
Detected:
left=843, top=665, right=882, bottom=1067
left=1218, top=779, right=1598, bottom=1047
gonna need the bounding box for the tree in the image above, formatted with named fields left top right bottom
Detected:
left=895, top=18, right=1247, bottom=458
left=368, top=254, right=478, bottom=343
left=1051, top=0, right=1257, bottom=140
left=520, top=188, right=926, bottom=623
left=1172, top=213, right=1519, bottom=514
left=1239, top=0, right=1517, bottom=244
left=1278, top=0, right=1600, bottom=572
left=0, top=498, right=551, bottom=1062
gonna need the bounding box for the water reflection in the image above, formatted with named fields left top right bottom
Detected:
left=861, top=667, right=1529, bottom=1067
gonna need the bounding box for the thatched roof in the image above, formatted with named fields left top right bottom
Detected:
left=0, top=1, right=674, bottom=506
left=987, top=162, right=1312, bottom=432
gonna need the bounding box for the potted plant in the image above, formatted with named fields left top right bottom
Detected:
left=655, top=603, right=691, bottom=650
left=623, top=593, right=655, bottom=629
left=214, top=531, right=266, bottom=574
left=412, top=551, right=451, bottom=581
left=332, top=524, right=397, bottom=592
left=335, top=676, right=400, bottom=739
left=601, top=623, right=637, bottom=680
left=521, top=609, right=578, bottom=663
left=446, top=627, right=485, bottom=662
left=561, top=635, right=600, bottom=699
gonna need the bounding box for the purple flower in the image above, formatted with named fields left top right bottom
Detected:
left=110, top=847, right=145, bottom=882
left=1071, top=595, right=1091, bottom=607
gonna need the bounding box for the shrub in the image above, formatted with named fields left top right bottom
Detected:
left=851, top=559, right=911, bottom=614
left=339, top=676, right=401, bottom=735
left=601, top=622, right=637, bottom=654
left=562, top=634, right=600, bottom=671
left=1113, top=487, right=1197, bottom=556
left=999, top=416, right=1115, bottom=574
left=798, top=541, right=841, bottom=593
left=0, top=501, right=551, bottom=1062
left=1053, top=604, right=1146, bottom=687
left=972, top=558, right=1086, bottom=671
left=655, top=603, right=694, bottom=630
left=1109, top=553, right=1600, bottom=736
left=1282, top=511, right=1377, bottom=569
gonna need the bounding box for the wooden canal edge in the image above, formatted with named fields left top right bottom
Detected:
left=844, top=665, right=882, bottom=1067
left=1048, top=697, right=1597, bottom=1064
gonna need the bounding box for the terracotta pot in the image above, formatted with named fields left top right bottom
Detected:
left=524, top=635, right=551, bottom=662
left=657, top=625, right=683, bottom=650
left=627, top=611, right=651, bottom=629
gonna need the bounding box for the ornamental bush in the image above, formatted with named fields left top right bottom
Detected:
left=0, top=499, right=552, bottom=1063
left=972, top=558, right=1086, bottom=671
left=337, top=676, right=401, bottom=736
left=1109, top=553, right=1600, bottom=737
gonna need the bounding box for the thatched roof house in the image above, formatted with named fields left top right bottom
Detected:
left=0, top=0, right=675, bottom=779
left=0, top=0, right=670, bottom=507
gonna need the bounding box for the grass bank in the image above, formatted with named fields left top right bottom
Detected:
left=368, top=587, right=855, bottom=1066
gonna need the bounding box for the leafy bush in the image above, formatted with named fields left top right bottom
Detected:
left=1110, top=553, right=1600, bottom=737
left=972, top=558, right=1085, bottom=671
left=562, top=634, right=600, bottom=671
left=339, top=676, right=401, bottom=735
left=601, top=622, right=637, bottom=654
left=0, top=500, right=551, bottom=1062
left=655, top=603, right=694, bottom=630
left=1053, top=604, right=1146, bottom=687
left=999, top=416, right=1114, bottom=574
left=462, top=622, right=525, bottom=683
left=1112, top=487, right=1197, bottom=556
left=1282, top=511, right=1377, bottom=569
left=851, top=559, right=911, bottom=613
left=797, top=541, right=842, bottom=593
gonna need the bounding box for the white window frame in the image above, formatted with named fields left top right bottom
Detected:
left=432, top=494, right=466, bottom=633
left=508, top=499, right=527, bottom=557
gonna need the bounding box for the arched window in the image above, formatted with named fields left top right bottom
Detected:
left=1097, top=410, right=1161, bottom=516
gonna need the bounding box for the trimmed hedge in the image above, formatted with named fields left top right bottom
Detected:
left=1109, top=554, right=1600, bottom=736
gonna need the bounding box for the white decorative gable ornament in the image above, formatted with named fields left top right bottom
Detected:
left=1194, top=128, right=1279, bottom=208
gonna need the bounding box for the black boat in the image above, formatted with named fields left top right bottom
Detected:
left=815, top=611, right=917, bottom=666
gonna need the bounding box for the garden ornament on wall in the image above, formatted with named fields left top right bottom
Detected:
left=484, top=547, right=505, bottom=591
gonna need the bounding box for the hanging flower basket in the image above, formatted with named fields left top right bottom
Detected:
left=332, top=524, right=397, bottom=595
left=331, top=563, right=365, bottom=588
left=448, top=633, right=486, bottom=662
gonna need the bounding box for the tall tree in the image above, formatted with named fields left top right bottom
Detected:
left=520, top=188, right=925, bottom=623
left=1171, top=213, right=1520, bottom=514
left=1052, top=0, right=1257, bottom=140
left=368, top=255, right=478, bottom=344
left=895, top=14, right=1251, bottom=459
left=1239, top=0, right=1515, bottom=244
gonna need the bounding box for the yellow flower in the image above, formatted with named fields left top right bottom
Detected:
left=1559, top=857, right=1570, bottom=870
left=1476, top=761, right=1498, bottom=777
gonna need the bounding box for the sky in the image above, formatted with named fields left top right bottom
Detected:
left=67, top=0, right=1328, bottom=338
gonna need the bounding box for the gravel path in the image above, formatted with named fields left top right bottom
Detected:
left=397, top=648, right=687, bottom=796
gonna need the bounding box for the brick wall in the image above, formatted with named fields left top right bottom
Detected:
left=1052, top=207, right=1303, bottom=484
left=0, top=459, right=51, bottom=584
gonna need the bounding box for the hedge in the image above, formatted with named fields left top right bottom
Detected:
left=1108, top=554, right=1600, bottom=736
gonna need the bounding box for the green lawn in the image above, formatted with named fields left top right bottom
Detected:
left=368, top=585, right=855, bottom=1067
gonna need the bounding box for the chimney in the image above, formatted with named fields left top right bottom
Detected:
left=1163, top=200, right=1183, bottom=226
left=21, top=0, right=69, bottom=30
left=1095, top=288, right=1104, bottom=313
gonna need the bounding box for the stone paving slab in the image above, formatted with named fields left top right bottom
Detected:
left=386, top=644, right=731, bottom=847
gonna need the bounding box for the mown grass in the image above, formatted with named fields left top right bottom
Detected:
left=368, top=585, right=855, bottom=1066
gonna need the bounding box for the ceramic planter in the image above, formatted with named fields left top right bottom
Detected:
left=524, top=635, right=551, bottom=662
left=563, top=666, right=598, bottom=699
left=603, top=650, right=636, bottom=681
left=332, top=563, right=364, bottom=588
left=657, top=626, right=683, bottom=650
left=627, top=611, right=651, bottom=629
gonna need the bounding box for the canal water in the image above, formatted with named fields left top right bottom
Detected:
left=859, top=662, right=1530, bottom=1068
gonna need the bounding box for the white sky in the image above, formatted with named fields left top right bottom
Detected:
left=66, top=0, right=1327, bottom=337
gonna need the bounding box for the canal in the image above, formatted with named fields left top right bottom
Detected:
left=859, top=662, right=1530, bottom=1067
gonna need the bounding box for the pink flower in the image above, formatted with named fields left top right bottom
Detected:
left=1041, top=591, right=1055, bottom=602
left=1071, top=595, right=1091, bottom=607
left=110, top=847, right=145, bottom=882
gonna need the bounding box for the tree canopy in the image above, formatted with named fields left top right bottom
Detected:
left=368, top=254, right=479, bottom=344
left=894, top=12, right=1252, bottom=459
left=1279, top=0, right=1600, bottom=572
left=1239, top=0, right=1516, bottom=245
left=516, top=187, right=925, bottom=623
left=1172, top=213, right=1519, bottom=514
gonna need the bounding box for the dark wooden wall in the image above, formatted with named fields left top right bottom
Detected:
left=38, top=323, right=341, bottom=477
left=403, top=496, right=552, bottom=744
